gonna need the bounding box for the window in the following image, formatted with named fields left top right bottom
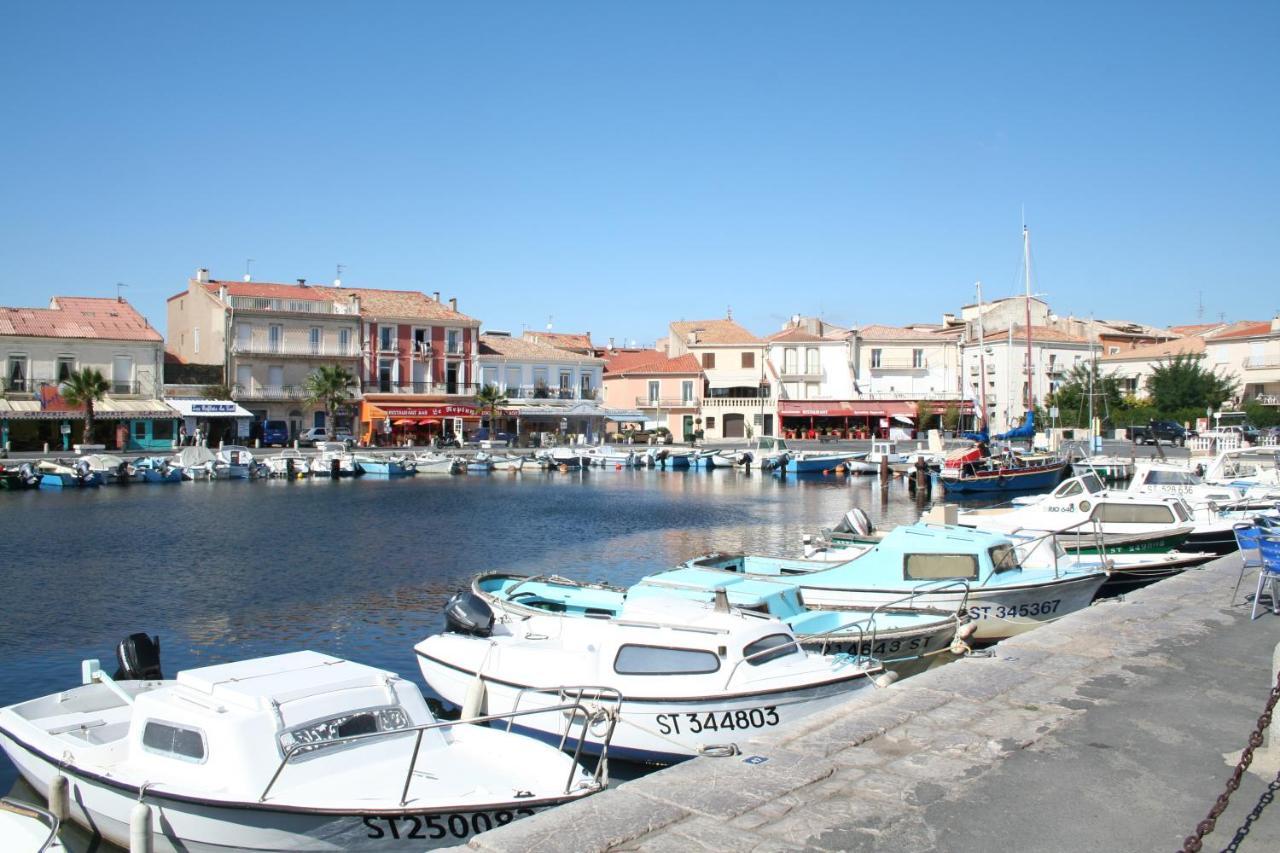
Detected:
left=805, top=382, right=820, bottom=399
left=681, top=380, right=694, bottom=404
left=193, top=327, right=200, bottom=355
left=482, top=366, right=498, bottom=388
left=379, top=326, right=394, bottom=352
left=741, top=352, right=754, bottom=369
left=912, top=348, right=924, bottom=368
left=647, top=380, right=660, bottom=403
left=339, top=328, right=351, bottom=355
left=446, top=329, right=462, bottom=354
left=279, top=706, right=411, bottom=757
left=134, top=421, right=147, bottom=439
left=988, top=545, right=1020, bottom=574
left=56, top=356, right=75, bottom=383
left=1146, top=471, right=1195, bottom=486
left=532, top=367, right=549, bottom=396
left=269, top=324, right=283, bottom=353
left=903, top=553, right=979, bottom=581
left=580, top=372, right=593, bottom=398
left=1089, top=503, right=1175, bottom=524
left=705, top=416, right=716, bottom=429
left=112, top=355, right=133, bottom=394
left=142, top=721, right=206, bottom=762
left=506, top=367, right=521, bottom=394
left=805, top=348, right=820, bottom=373
left=1108, top=346, right=1120, bottom=355
left=784, top=348, right=797, bottom=373
left=613, top=644, right=720, bottom=675
left=871, top=348, right=882, bottom=368
left=701, top=352, right=716, bottom=369
left=309, top=327, right=321, bottom=355
left=559, top=370, right=572, bottom=397
left=268, top=365, right=285, bottom=391
left=1054, top=480, right=1083, bottom=498
left=378, top=359, right=394, bottom=392
left=153, top=420, right=174, bottom=440
left=743, top=634, right=798, bottom=666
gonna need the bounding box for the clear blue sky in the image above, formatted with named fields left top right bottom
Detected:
left=2, top=2, right=1276, bottom=345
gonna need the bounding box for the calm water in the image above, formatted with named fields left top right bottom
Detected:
left=0, top=468, right=938, bottom=790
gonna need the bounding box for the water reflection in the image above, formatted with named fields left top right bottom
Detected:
left=0, top=468, right=938, bottom=791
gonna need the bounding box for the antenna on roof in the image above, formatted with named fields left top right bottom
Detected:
left=1196, top=291, right=1204, bottom=323
left=546, top=315, right=553, bottom=331
left=115, top=282, right=128, bottom=303
left=335, top=263, right=345, bottom=286
left=726, top=305, right=733, bottom=320
left=244, top=259, right=254, bottom=282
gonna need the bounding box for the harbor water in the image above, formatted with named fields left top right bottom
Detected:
left=0, top=468, right=946, bottom=793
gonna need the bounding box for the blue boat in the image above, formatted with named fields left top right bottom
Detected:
left=939, top=411, right=1068, bottom=494
left=37, top=461, right=102, bottom=488
left=353, top=455, right=414, bottom=476
left=131, top=457, right=184, bottom=483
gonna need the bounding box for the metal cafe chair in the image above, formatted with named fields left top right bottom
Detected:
left=1230, top=523, right=1264, bottom=607
left=1253, top=534, right=1280, bottom=620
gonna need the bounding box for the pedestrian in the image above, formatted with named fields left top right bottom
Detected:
left=178, top=423, right=188, bottom=446
left=194, top=426, right=204, bottom=447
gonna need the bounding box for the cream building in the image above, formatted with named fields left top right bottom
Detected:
left=961, top=325, right=1092, bottom=433
left=1204, top=317, right=1280, bottom=408
left=664, top=317, right=772, bottom=439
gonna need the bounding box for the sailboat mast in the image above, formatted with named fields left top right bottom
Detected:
left=1023, top=225, right=1034, bottom=412
left=976, top=280, right=988, bottom=432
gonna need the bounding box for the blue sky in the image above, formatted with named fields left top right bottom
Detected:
left=2, top=2, right=1276, bottom=345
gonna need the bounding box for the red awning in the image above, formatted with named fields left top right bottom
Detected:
left=779, top=400, right=972, bottom=418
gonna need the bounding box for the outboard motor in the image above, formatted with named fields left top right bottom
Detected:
left=114, top=633, right=163, bottom=681
left=74, top=458, right=93, bottom=482
left=18, top=462, right=38, bottom=485
left=444, top=591, right=494, bottom=637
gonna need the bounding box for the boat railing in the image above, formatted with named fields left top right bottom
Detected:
left=1006, top=517, right=1112, bottom=579
left=718, top=614, right=895, bottom=689
left=506, top=684, right=623, bottom=786
left=258, top=698, right=617, bottom=806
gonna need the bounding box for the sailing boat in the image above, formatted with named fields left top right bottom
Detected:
left=939, top=228, right=1069, bottom=494
left=1067, top=323, right=1133, bottom=482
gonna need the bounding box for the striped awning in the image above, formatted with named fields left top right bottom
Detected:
left=0, top=396, right=177, bottom=421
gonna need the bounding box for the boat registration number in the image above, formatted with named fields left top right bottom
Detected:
left=968, top=600, right=1061, bottom=620
left=655, top=706, right=780, bottom=736
left=818, top=636, right=927, bottom=656
left=362, top=809, right=536, bottom=841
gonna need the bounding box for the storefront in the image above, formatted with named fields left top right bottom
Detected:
left=360, top=401, right=479, bottom=446
left=166, top=398, right=255, bottom=446
left=0, top=396, right=180, bottom=452
left=778, top=400, right=973, bottom=440
left=501, top=402, right=614, bottom=446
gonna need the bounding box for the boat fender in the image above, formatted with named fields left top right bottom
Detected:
left=956, top=622, right=978, bottom=640
left=130, top=800, right=153, bottom=853
left=48, top=774, right=69, bottom=821
left=872, top=671, right=900, bottom=689
left=461, top=676, right=487, bottom=720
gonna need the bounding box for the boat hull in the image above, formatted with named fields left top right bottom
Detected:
left=939, top=462, right=1068, bottom=494
left=416, top=651, right=872, bottom=765
left=795, top=574, right=1106, bottom=642
left=0, top=726, right=580, bottom=852
left=783, top=456, right=851, bottom=474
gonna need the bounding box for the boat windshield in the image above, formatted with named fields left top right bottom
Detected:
left=279, top=705, right=412, bottom=757
left=988, top=544, right=1021, bottom=574
left=1146, top=470, right=1198, bottom=486
left=1080, top=473, right=1105, bottom=494
left=743, top=633, right=799, bottom=666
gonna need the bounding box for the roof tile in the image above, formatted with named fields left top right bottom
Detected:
left=0, top=297, right=162, bottom=342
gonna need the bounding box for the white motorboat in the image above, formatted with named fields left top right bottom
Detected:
left=697, top=450, right=737, bottom=469
left=848, top=440, right=910, bottom=474
left=581, top=446, right=639, bottom=467
left=489, top=454, right=527, bottom=472
left=413, top=451, right=463, bottom=475
left=262, top=449, right=311, bottom=478
left=1123, top=461, right=1272, bottom=510
left=538, top=448, right=583, bottom=470
left=353, top=454, right=415, bottom=477
left=417, top=594, right=883, bottom=765
left=1199, top=447, right=1280, bottom=494
left=0, top=797, right=60, bottom=852
left=0, top=638, right=609, bottom=852
left=130, top=456, right=185, bottom=483
left=79, top=453, right=133, bottom=484
left=36, top=459, right=103, bottom=488
left=170, top=446, right=219, bottom=480
left=310, top=448, right=360, bottom=477
left=215, top=445, right=257, bottom=479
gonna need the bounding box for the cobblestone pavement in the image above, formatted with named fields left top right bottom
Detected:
left=459, top=551, right=1280, bottom=852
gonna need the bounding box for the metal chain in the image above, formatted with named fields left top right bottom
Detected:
left=1181, top=665, right=1280, bottom=852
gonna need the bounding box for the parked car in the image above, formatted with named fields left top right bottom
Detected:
left=1129, top=420, right=1195, bottom=446
left=298, top=427, right=354, bottom=448
left=260, top=419, right=290, bottom=447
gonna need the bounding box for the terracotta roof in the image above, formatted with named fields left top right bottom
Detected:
left=669, top=319, right=759, bottom=344
left=319, top=287, right=477, bottom=324
left=980, top=324, right=1088, bottom=344
left=1209, top=320, right=1277, bottom=340
left=765, top=328, right=830, bottom=343
left=608, top=353, right=702, bottom=376
left=523, top=331, right=593, bottom=352
left=0, top=297, right=161, bottom=342
left=1168, top=322, right=1222, bottom=335
left=858, top=324, right=944, bottom=341
left=204, top=280, right=332, bottom=301
left=478, top=334, right=602, bottom=363
left=604, top=349, right=666, bottom=373
left=1099, top=336, right=1205, bottom=362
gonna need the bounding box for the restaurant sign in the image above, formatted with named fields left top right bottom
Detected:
left=191, top=403, right=239, bottom=413
left=380, top=404, right=477, bottom=418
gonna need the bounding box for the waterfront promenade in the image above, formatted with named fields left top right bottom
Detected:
left=460, top=551, right=1280, bottom=852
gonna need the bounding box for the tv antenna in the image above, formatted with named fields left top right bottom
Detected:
left=1196, top=291, right=1204, bottom=323
left=336, top=263, right=346, bottom=282
left=115, top=282, right=128, bottom=301
left=546, top=315, right=553, bottom=331
left=244, top=258, right=255, bottom=281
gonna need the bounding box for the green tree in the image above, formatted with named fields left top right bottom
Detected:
left=1145, top=354, right=1236, bottom=412
left=304, top=365, right=356, bottom=441
left=941, top=402, right=961, bottom=433
left=60, top=367, right=111, bottom=445
left=475, top=384, right=509, bottom=439
left=1045, top=361, right=1124, bottom=427
left=201, top=382, right=234, bottom=400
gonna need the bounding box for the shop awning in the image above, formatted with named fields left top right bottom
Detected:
left=0, top=397, right=180, bottom=421
left=778, top=400, right=971, bottom=418
left=507, top=402, right=615, bottom=419
left=363, top=402, right=479, bottom=420
left=167, top=398, right=254, bottom=419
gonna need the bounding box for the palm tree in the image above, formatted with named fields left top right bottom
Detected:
left=60, top=367, right=111, bottom=445
left=304, top=365, right=356, bottom=441
left=475, top=384, right=509, bottom=441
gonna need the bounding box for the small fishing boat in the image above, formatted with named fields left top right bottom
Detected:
left=472, top=571, right=971, bottom=679
left=538, top=448, right=582, bottom=470
left=130, top=456, right=185, bottom=483
left=413, top=451, right=463, bottom=475
left=261, top=449, right=310, bottom=479
left=0, top=638, right=609, bottom=852
left=354, top=454, right=415, bottom=477
left=661, top=449, right=694, bottom=469
left=0, top=797, right=60, bottom=852
left=79, top=454, right=134, bottom=485
left=169, top=446, right=220, bottom=480
left=489, top=454, right=527, bottom=472
left=310, top=448, right=360, bottom=477
left=780, top=451, right=855, bottom=475
left=215, top=445, right=257, bottom=479
left=0, top=462, right=42, bottom=490
left=37, top=460, right=102, bottom=489
left=697, top=449, right=737, bottom=469
left=581, top=446, right=639, bottom=467
left=418, top=593, right=884, bottom=764
left=465, top=453, right=495, bottom=473
left=938, top=412, right=1069, bottom=494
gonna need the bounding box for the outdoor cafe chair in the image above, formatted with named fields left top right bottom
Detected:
left=1253, top=534, right=1280, bottom=620
left=1230, top=523, right=1263, bottom=607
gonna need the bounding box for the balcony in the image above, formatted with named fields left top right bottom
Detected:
left=1250, top=394, right=1279, bottom=406
left=361, top=382, right=481, bottom=397
left=503, top=385, right=599, bottom=401
left=233, top=383, right=310, bottom=401
left=870, top=359, right=927, bottom=371
left=702, top=397, right=774, bottom=409
left=859, top=391, right=964, bottom=401
left=228, top=296, right=355, bottom=315
left=232, top=342, right=360, bottom=359
left=635, top=397, right=700, bottom=408
left=780, top=370, right=824, bottom=382
left=2, top=376, right=151, bottom=398
left=1244, top=356, right=1280, bottom=370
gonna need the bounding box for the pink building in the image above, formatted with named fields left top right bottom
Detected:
left=602, top=351, right=702, bottom=440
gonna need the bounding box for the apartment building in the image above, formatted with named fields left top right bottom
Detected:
left=478, top=333, right=604, bottom=442
left=167, top=270, right=362, bottom=438
left=664, top=317, right=771, bottom=439
left=1, top=296, right=174, bottom=450
left=962, top=325, right=1092, bottom=432
left=1204, top=317, right=1280, bottom=408
left=602, top=349, right=702, bottom=440
left=1099, top=336, right=1208, bottom=398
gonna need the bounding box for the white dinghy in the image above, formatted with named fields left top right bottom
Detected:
left=417, top=593, right=884, bottom=765
left=0, top=636, right=609, bottom=852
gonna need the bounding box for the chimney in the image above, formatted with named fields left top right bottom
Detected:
left=218, top=284, right=228, bottom=302
left=449, top=297, right=458, bottom=312
left=297, top=278, right=307, bottom=287
left=196, top=268, right=209, bottom=283
left=1272, top=315, right=1280, bottom=333
left=433, top=291, right=441, bottom=303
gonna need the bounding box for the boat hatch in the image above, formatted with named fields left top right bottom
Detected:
left=902, top=553, right=979, bottom=581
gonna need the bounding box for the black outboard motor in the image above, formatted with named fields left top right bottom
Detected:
left=114, top=633, right=163, bottom=681
left=444, top=591, right=494, bottom=637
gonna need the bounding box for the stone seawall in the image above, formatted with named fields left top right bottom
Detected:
left=459, top=552, right=1280, bottom=851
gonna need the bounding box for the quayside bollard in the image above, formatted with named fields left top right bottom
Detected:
left=47, top=774, right=68, bottom=821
